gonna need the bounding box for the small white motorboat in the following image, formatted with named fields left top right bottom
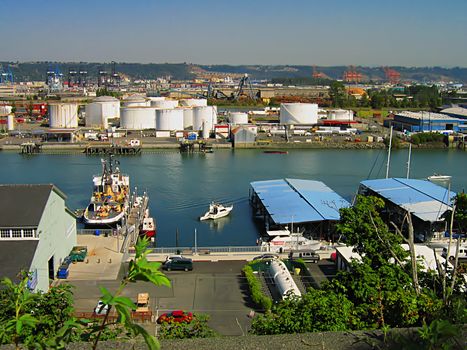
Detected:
left=200, top=202, right=233, bottom=221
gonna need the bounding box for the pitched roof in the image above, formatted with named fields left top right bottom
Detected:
left=0, top=240, right=38, bottom=282
left=250, top=178, right=349, bottom=224
left=360, top=178, right=455, bottom=222
left=0, top=184, right=65, bottom=228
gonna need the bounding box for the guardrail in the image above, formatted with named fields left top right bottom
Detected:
left=145, top=246, right=264, bottom=255
left=77, top=229, right=114, bottom=236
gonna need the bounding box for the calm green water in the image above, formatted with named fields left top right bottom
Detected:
left=0, top=149, right=465, bottom=247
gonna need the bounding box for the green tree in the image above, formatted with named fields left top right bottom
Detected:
left=329, top=81, right=346, bottom=108
left=251, top=289, right=357, bottom=335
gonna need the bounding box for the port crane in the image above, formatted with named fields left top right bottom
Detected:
left=0, top=65, right=14, bottom=84
left=208, top=74, right=259, bottom=101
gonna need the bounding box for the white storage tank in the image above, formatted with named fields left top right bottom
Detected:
left=0, top=105, right=13, bottom=116
left=328, top=109, right=354, bottom=121
left=193, top=106, right=216, bottom=131
left=155, top=109, right=184, bottom=131
left=181, top=107, right=194, bottom=129
left=7, top=114, right=14, bottom=131
left=85, top=96, right=120, bottom=128
left=280, top=103, right=318, bottom=125
left=148, top=96, right=166, bottom=103
left=123, top=94, right=149, bottom=107
left=179, top=99, right=207, bottom=107
left=150, top=99, right=178, bottom=109
left=48, top=103, right=78, bottom=128
left=228, top=112, right=248, bottom=124
left=120, top=107, right=156, bottom=129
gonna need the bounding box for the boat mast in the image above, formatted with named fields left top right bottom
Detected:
left=406, top=143, right=412, bottom=179
left=385, top=125, right=393, bottom=179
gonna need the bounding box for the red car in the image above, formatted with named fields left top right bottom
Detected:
left=157, top=310, right=193, bottom=324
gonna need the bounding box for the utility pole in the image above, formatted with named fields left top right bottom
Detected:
left=406, top=143, right=412, bottom=179
left=386, top=125, right=393, bottom=179
left=194, top=228, right=198, bottom=255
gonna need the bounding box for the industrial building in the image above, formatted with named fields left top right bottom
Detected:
left=440, top=106, right=467, bottom=120
left=250, top=178, right=349, bottom=239
left=0, top=184, right=77, bottom=292
left=231, top=125, right=257, bottom=147
left=358, top=178, right=455, bottom=242
left=391, top=111, right=467, bottom=133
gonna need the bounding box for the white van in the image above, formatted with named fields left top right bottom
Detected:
left=289, top=250, right=320, bottom=263
left=442, top=245, right=467, bottom=260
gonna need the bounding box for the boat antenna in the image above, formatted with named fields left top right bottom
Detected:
left=385, top=125, right=393, bottom=179
left=406, top=143, right=412, bottom=179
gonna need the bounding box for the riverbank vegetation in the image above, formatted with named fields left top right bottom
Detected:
left=251, top=195, right=466, bottom=348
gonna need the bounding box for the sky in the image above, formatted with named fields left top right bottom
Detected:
left=1, top=0, right=466, bottom=66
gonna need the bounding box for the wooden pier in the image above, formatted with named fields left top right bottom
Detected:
left=20, top=142, right=42, bottom=154
left=179, top=140, right=213, bottom=153
left=119, top=191, right=149, bottom=253
left=84, top=144, right=142, bottom=155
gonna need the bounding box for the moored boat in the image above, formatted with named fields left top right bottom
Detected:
left=141, top=209, right=156, bottom=237
left=200, top=202, right=233, bottom=221
left=83, top=155, right=130, bottom=226
left=259, top=229, right=322, bottom=253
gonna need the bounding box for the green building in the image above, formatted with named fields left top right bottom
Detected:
left=0, top=184, right=77, bottom=291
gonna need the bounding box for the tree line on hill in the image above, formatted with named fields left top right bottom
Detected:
left=2, top=62, right=467, bottom=83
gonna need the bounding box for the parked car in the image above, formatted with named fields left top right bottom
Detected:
left=253, top=253, right=279, bottom=261
left=93, top=300, right=109, bottom=315
left=157, top=310, right=193, bottom=324
left=162, top=257, right=193, bottom=271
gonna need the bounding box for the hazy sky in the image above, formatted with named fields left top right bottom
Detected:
left=1, top=0, right=466, bottom=66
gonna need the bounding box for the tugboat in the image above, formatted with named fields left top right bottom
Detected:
left=83, top=155, right=130, bottom=226
left=199, top=202, right=233, bottom=221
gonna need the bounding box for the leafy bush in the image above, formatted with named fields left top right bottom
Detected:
left=251, top=289, right=357, bottom=335
left=158, top=314, right=217, bottom=340
left=410, top=132, right=445, bottom=145
left=242, top=265, right=273, bottom=311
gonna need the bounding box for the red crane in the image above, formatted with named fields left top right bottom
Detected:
left=343, top=65, right=362, bottom=83
left=383, top=67, right=400, bottom=84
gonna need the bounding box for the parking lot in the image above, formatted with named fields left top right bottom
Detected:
left=64, top=261, right=254, bottom=336
left=63, top=257, right=338, bottom=336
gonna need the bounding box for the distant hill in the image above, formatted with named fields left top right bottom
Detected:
left=1, top=62, right=466, bottom=83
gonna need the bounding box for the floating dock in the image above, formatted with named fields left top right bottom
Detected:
left=84, top=144, right=142, bottom=155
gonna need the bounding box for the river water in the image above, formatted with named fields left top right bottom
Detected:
left=0, top=149, right=465, bottom=247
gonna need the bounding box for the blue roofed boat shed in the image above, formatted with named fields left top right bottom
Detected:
left=359, top=178, right=455, bottom=241
left=250, top=178, right=349, bottom=239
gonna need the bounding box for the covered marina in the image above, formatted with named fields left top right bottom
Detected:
left=358, top=178, right=456, bottom=241
left=249, top=178, right=349, bottom=240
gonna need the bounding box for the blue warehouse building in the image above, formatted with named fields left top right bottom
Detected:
left=392, top=111, right=467, bottom=133
left=359, top=178, right=455, bottom=242
left=250, top=178, right=349, bottom=240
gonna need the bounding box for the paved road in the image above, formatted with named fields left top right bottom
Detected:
left=62, top=261, right=254, bottom=336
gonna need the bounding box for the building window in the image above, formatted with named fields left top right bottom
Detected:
left=12, top=229, right=22, bottom=238
left=23, top=229, right=34, bottom=238
left=0, top=230, right=11, bottom=238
